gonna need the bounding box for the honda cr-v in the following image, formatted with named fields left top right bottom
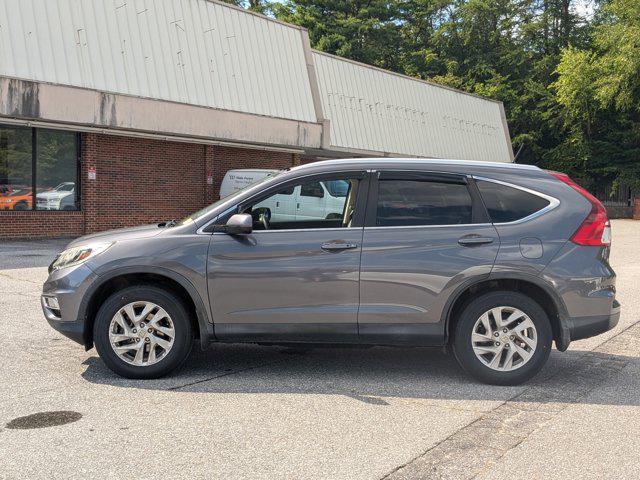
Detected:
left=42, top=159, right=620, bottom=385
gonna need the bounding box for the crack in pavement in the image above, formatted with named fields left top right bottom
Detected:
left=0, top=291, right=40, bottom=300
left=168, top=355, right=298, bottom=391
left=381, top=320, right=640, bottom=480
left=0, top=271, right=44, bottom=285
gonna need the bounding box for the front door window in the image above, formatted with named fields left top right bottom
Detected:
left=246, top=176, right=361, bottom=230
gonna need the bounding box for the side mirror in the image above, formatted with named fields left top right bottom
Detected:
left=225, top=213, right=253, bottom=235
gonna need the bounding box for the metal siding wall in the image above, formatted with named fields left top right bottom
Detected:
left=313, top=51, right=512, bottom=162
left=0, top=0, right=317, bottom=122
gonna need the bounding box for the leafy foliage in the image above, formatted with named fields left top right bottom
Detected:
left=553, top=0, right=640, bottom=190
left=274, top=1, right=404, bottom=70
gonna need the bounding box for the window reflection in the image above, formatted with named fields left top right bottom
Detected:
left=0, top=125, right=79, bottom=211
left=0, top=126, right=32, bottom=211
left=36, top=130, right=78, bottom=211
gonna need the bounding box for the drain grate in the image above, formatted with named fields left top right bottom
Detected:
left=6, top=411, right=82, bottom=430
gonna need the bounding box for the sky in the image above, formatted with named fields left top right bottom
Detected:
left=573, top=0, right=596, bottom=19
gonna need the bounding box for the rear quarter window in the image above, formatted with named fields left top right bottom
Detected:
left=477, top=180, right=550, bottom=223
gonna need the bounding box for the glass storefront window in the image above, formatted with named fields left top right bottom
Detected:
left=0, top=125, right=79, bottom=211
left=36, top=130, right=79, bottom=211
left=0, top=126, right=33, bottom=211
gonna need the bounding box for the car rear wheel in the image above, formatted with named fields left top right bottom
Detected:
left=452, top=291, right=552, bottom=385
left=94, top=286, right=193, bottom=379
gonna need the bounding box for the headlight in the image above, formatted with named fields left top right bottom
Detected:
left=50, top=242, right=113, bottom=272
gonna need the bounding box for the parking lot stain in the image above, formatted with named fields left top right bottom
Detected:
left=5, top=411, right=82, bottom=430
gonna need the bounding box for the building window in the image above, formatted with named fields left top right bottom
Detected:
left=0, top=126, right=32, bottom=210
left=0, top=125, right=79, bottom=211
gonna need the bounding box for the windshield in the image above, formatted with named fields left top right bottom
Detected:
left=180, top=170, right=282, bottom=225
left=324, top=180, right=350, bottom=197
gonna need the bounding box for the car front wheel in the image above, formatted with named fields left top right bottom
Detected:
left=94, top=285, right=193, bottom=379
left=452, top=291, right=552, bottom=385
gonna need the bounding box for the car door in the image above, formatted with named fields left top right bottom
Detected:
left=207, top=170, right=369, bottom=343
left=358, top=170, right=500, bottom=345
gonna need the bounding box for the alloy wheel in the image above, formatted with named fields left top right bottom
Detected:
left=108, top=301, right=175, bottom=366
left=470, top=306, right=538, bottom=372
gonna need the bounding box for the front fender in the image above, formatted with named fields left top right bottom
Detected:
left=79, top=266, right=214, bottom=350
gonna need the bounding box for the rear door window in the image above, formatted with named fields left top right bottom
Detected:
left=476, top=180, right=550, bottom=223
left=376, top=180, right=473, bottom=226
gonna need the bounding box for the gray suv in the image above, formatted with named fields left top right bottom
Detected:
left=42, top=159, right=620, bottom=385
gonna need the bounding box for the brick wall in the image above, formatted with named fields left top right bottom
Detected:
left=0, top=133, right=297, bottom=239
left=82, top=133, right=208, bottom=232
left=0, top=211, right=83, bottom=239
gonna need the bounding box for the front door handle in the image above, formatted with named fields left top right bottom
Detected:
left=458, top=235, right=494, bottom=246
left=321, top=242, right=358, bottom=252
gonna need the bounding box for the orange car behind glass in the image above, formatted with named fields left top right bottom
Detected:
left=1, top=189, right=32, bottom=210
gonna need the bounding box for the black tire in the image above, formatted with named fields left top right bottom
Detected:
left=452, top=291, right=552, bottom=386
left=94, top=285, right=193, bottom=379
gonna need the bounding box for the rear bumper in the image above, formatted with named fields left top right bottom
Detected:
left=566, top=299, right=621, bottom=341
left=557, top=300, right=621, bottom=350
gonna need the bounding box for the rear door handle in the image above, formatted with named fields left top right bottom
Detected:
left=458, top=236, right=494, bottom=246
left=321, top=242, right=358, bottom=252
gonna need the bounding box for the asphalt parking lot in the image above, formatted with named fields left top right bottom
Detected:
left=1, top=220, right=639, bottom=480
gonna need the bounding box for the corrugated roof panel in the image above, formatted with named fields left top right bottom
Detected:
left=0, top=0, right=318, bottom=122
left=313, top=51, right=512, bottom=162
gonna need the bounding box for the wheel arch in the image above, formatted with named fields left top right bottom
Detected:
left=443, top=273, right=569, bottom=350
left=79, top=267, right=214, bottom=351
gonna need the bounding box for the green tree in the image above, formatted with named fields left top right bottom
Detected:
left=273, top=0, right=404, bottom=71
left=553, top=0, right=640, bottom=190
left=221, top=0, right=272, bottom=14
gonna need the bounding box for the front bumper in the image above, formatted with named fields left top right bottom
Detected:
left=42, top=263, right=97, bottom=347
left=43, top=310, right=86, bottom=345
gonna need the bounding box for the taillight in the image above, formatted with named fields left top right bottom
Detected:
left=547, top=171, right=611, bottom=246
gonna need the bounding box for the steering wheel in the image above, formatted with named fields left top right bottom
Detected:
left=259, top=211, right=270, bottom=230
left=252, top=207, right=271, bottom=230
